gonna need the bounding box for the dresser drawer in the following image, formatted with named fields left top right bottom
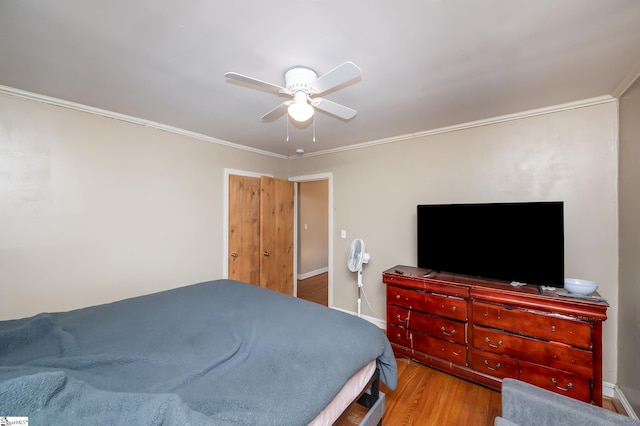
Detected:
left=473, top=326, right=593, bottom=377
left=388, top=305, right=466, bottom=344
left=472, top=301, right=592, bottom=349
left=388, top=324, right=467, bottom=366
left=387, top=285, right=467, bottom=321
left=471, top=349, right=519, bottom=379
left=413, top=330, right=467, bottom=366
left=388, top=323, right=413, bottom=348
left=520, top=361, right=592, bottom=403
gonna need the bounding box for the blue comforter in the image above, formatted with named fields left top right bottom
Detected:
left=0, top=279, right=397, bottom=425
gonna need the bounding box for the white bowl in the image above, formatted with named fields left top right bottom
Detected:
left=564, top=278, right=598, bottom=295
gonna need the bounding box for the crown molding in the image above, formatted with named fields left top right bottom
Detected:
left=611, top=60, right=640, bottom=99
left=0, top=85, right=288, bottom=160
left=0, top=85, right=616, bottom=162
left=293, top=95, right=617, bottom=159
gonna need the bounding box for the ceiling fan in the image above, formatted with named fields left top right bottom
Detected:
left=225, top=61, right=362, bottom=123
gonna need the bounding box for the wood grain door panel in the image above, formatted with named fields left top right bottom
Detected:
left=228, top=175, right=260, bottom=285
left=228, top=175, right=294, bottom=295
left=259, top=176, right=294, bottom=295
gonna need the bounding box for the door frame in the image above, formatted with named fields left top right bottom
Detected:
left=289, top=172, right=334, bottom=308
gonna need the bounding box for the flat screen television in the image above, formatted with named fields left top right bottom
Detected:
left=417, top=202, right=564, bottom=287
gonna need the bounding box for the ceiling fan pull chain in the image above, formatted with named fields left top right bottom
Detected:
left=286, top=116, right=290, bottom=142
left=313, top=117, right=316, bottom=142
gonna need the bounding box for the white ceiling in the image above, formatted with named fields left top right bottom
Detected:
left=1, top=1, right=640, bottom=157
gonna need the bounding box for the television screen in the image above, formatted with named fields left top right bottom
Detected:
left=417, top=202, right=564, bottom=287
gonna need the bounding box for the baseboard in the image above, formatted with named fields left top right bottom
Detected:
left=297, top=267, right=328, bottom=280
left=603, top=381, right=640, bottom=419
left=603, top=381, right=615, bottom=398
left=614, top=383, right=640, bottom=419
left=331, top=307, right=386, bottom=330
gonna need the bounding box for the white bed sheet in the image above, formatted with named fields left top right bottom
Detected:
left=308, top=360, right=377, bottom=425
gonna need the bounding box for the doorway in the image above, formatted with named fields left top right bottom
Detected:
left=290, top=173, right=333, bottom=307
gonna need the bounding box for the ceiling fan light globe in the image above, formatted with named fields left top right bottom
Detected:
left=288, top=98, right=314, bottom=122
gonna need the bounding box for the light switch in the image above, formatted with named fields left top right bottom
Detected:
left=341, top=230, right=347, bottom=239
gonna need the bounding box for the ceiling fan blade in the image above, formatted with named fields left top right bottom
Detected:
left=224, top=72, right=285, bottom=94
left=311, top=61, right=362, bottom=94
left=313, top=98, right=357, bottom=120
left=261, top=102, right=289, bottom=121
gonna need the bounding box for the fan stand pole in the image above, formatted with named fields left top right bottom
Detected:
left=357, top=269, right=364, bottom=318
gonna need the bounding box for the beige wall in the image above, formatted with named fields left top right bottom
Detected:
left=0, top=91, right=622, bottom=386
left=0, top=94, right=287, bottom=319
left=618, top=76, right=640, bottom=413
left=289, top=102, right=620, bottom=384
left=298, top=180, right=329, bottom=276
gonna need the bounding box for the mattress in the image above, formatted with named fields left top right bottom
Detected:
left=309, top=360, right=377, bottom=425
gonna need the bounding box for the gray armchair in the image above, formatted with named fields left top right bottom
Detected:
left=495, top=378, right=639, bottom=426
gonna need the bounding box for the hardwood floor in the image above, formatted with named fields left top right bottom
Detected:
left=337, top=358, right=501, bottom=426
left=379, top=358, right=501, bottom=426
left=338, top=357, right=624, bottom=425
left=297, top=272, right=328, bottom=306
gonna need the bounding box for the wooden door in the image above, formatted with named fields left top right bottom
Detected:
left=228, top=174, right=294, bottom=295
left=259, top=176, right=294, bottom=295
left=228, top=175, right=261, bottom=285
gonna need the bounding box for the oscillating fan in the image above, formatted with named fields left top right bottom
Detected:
left=347, top=238, right=371, bottom=318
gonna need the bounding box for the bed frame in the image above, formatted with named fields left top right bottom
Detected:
left=354, top=368, right=386, bottom=426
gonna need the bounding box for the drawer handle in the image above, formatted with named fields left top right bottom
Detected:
left=451, top=306, right=457, bottom=311
left=396, top=294, right=401, bottom=299
left=551, top=378, right=573, bottom=392
left=483, top=359, right=501, bottom=371
left=397, top=314, right=409, bottom=323
left=484, top=336, right=503, bottom=348
left=551, top=325, right=557, bottom=332
left=440, top=326, right=456, bottom=336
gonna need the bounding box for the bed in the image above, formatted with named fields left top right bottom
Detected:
left=0, top=279, right=397, bottom=425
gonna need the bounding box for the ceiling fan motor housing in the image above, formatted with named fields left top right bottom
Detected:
left=284, top=67, right=318, bottom=93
